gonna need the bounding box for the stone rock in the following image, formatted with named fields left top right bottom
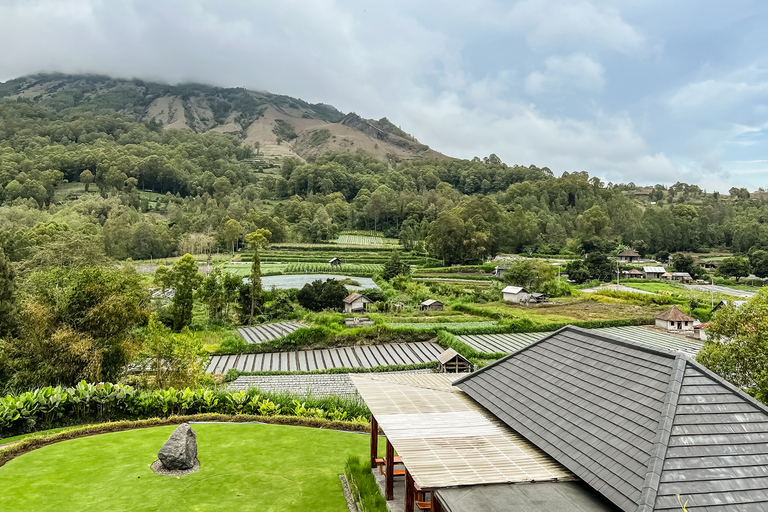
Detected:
left=158, top=423, right=197, bottom=470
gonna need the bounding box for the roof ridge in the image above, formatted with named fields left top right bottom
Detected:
left=636, top=355, right=686, bottom=512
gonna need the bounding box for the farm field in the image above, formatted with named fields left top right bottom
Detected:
left=284, top=262, right=382, bottom=276
left=237, top=322, right=308, bottom=344
left=222, top=262, right=287, bottom=277
left=261, top=274, right=378, bottom=290
left=207, top=341, right=443, bottom=373
left=336, top=234, right=383, bottom=245
left=456, top=326, right=702, bottom=355
left=0, top=423, right=369, bottom=512
left=388, top=321, right=500, bottom=331
left=466, top=299, right=663, bottom=323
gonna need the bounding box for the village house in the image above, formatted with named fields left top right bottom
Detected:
left=617, top=248, right=640, bottom=262
left=643, top=265, right=666, bottom=279
left=501, top=285, right=530, bottom=303
left=671, top=271, right=692, bottom=283
left=343, top=292, right=370, bottom=313
left=655, top=305, right=696, bottom=331
left=626, top=268, right=644, bottom=278
left=493, top=263, right=512, bottom=278
left=419, top=299, right=444, bottom=311
left=328, top=257, right=342, bottom=267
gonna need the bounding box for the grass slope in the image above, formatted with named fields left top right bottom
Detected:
left=0, top=423, right=369, bottom=512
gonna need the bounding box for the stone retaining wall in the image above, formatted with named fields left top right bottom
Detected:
left=229, top=369, right=434, bottom=397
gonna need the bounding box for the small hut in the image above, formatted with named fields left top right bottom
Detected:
left=502, top=286, right=530, bottom=303
left=420, top=299, right=444, bottom=312
left=627, top=268, right=644, bottom=278
left=617, top=249, right=640, bottom=263
left=671, top=272, right=692, bottom=283
left=437, top=348, right=471, bottom=373
left=329, top=257, right=342, bottom=267
left=343, top=293, right=370, bottom=313
left=655, top=306, right=696, bottom=332
left=643, top=266, right=666, bottom=279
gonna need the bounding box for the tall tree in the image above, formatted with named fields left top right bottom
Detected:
left=155, top=254, right=203, bottom=331
left=0, top=246, right=17, bottom=338
left=79, top=169, right=94, bottom=192
left=382, top=250, right=410, bottom=281
left=717, top=256, right=751, bottom=282
left=245, top=229, right=271, bottom=324
left=223, top=219, right=242, bottom=255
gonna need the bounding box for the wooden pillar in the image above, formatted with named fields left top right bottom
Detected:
left=385, top=438, right=394, bottom=501
left=370, top=415, right=379, bottom=469
left=405, top=470, right=414, bottom=512
left=432, top=492, right=443, bottom=512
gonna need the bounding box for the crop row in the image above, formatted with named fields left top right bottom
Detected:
left=0, top=381, right=369, bottom=438
left=336, top=235, right=384, bottom=246
left=284, top=263, right=383, bottom=276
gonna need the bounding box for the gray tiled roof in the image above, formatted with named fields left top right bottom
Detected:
left=454, top=326, right=768, bottom=512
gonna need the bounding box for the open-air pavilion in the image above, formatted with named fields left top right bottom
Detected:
left=350, top=373, right=612, bottom=511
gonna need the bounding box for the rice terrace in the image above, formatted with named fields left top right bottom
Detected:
left=4, top=5, right=768, bottom=511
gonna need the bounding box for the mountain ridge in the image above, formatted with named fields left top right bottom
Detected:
left=0, top=73, right=448, bottom=163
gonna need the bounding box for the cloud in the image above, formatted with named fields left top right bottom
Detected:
left=525, top=54, right=605, bottom=94
left=504, top=0, right=645, bottom=52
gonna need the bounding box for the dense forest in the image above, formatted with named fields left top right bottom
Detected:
left=1, top=100, right=767, bottom=269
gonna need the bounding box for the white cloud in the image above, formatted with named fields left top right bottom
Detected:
left=504, top=0, right=645, bottom=52
left=525, top=54, right=605, bottom=94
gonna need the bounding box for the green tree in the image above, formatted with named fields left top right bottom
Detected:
left=223, top=219, right=242, bottom=255
left=297, top=279, right=348, bottom=312
left=671, top=253, right=703, bottom=279
left=0, top=247, right=17, bottom=338
left=245, top=229, right=271, bottom=324
left=155, top=254, right=203, bottom=331
left=750, top=250, right=768, bottom=279
left=382, top=250, right=410, bottom=281
left=565, top=259, right=591, bottom=284
left=134, top=317, right=207, bottom=389
left=717, top=256, right=751, bottom=282
left=697, top=289, right=768, bottom=402
left=1, top=266, right=148, bottom=387
left=585, top=252, right=612, bottom=281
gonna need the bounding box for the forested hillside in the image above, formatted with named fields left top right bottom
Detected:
left=0, top=96, right=767, bottom=268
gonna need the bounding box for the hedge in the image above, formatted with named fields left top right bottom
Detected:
left=0, top=414, right=371, bottom=468
left=0, top=382, right=370, bottom=438
left=213, top=325, right=435, bottom=355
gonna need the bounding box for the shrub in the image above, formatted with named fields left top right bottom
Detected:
left=0, top=382, right=369, bottom=438
left=346, top=455, right=388, bottom=512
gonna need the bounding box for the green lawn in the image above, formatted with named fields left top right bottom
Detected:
left=0, top=426, right=86, bottom=446
left=0, top=422, right=370, bottom=511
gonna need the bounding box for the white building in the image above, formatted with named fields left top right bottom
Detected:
left=502, top=286, right=531, bottom=304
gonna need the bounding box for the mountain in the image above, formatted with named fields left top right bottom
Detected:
left=0, top=73, right=447, bottom=162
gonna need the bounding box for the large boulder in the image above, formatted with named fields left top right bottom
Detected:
left=158, top=423, right=198, bottom=470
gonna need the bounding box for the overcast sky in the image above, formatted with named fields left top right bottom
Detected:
left=1, top=0, right=767, bottom=192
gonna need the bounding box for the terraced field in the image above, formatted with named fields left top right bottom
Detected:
left=389, top=321, right=500, bottom=331
left=207, top=341, right=443, bottom=373
left=336, top=234, right=383, bottom=245
left=456, top=325, right=702, bottom=355
left=284, top=263, right=382, bottom=275
left=237, top=322, right=308, bottom=344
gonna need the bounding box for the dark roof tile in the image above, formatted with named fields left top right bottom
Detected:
left=454, top=326, right=768, bottom=512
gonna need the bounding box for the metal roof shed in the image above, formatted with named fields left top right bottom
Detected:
left=350, top=373, right=574, bottom=506
left=436, top=348, right=471, bottom=373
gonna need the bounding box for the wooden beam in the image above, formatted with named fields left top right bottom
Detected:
left=370, top=415, right=379, bottom=469
left=432, top=493, right=443, bottom=512
left=386, top=438, right=394, bottom=501
left=405, top=469, right=414, bottom=512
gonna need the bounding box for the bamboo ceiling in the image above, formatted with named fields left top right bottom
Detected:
left=351, top=373, right=575, bottom=489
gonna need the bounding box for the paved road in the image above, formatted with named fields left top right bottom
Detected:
left=684, top=284, right=756, bottom=298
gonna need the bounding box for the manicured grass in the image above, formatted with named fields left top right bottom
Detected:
left=0, top=422, right=370, bottom=512
left=0, top=426, right=84, bottom=446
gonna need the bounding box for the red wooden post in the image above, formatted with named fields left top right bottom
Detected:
left=405, top=469, right=415, bottom=512
left=385, top=438, right=395, bottom=501
left=432, top=492, right=442, bottom=512
left=370, top=415, right=379, bottom=469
